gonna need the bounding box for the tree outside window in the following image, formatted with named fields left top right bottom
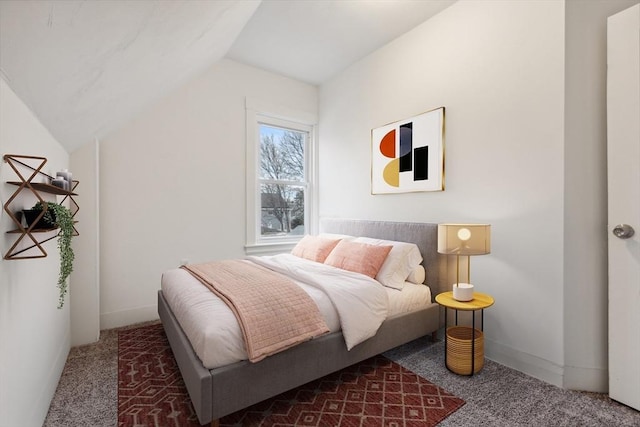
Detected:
left=259, top=124, right=307, bottom=237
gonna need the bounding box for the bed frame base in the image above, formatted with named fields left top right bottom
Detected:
left=159, top=291, right=439, bottom=425
left=205, top=332, right=439, bottom=427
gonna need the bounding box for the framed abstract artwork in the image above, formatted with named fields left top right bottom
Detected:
left=371, top=107, right=445, bottom=194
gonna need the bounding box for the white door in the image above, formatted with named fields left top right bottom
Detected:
left=607, top=4, right=640, bottom=411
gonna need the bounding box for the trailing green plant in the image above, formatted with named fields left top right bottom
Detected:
left=33, top=201, right=75, bottom=308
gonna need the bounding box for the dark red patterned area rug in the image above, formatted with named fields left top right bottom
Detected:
left=118, top=323, right=465, bottom=427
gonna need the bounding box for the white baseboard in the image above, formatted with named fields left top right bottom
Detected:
left=485, top=338, right=564, bottom=388
left=100, top=304, right=159, bottom=330
left=563, top=365, right=608, bottom=392
left=485, top=338, right=608, bottom=392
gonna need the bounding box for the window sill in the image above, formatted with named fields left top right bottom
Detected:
left=245, top=241, right=297, bottom=256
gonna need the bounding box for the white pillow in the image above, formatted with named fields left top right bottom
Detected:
left=352, top=237, right=423, bottom=290
left=406, top=265, right=426, bottom=284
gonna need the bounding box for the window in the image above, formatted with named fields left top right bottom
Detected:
left=259, top=122, right=308, bottom=238
left=245, top=100, right=317, bottom=253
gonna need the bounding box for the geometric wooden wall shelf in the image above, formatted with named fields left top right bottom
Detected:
left=3, top=154, right=79, bottom=260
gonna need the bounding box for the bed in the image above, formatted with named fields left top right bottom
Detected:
left=157, top=218, right=447, bottom=426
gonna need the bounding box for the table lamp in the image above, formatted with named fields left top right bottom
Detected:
left=437, top=224, right=491, bottom=301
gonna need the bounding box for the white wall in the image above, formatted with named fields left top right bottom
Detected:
left=0, top=78, right=70, bottom=426
left=319, top=0, right=640, bottom=390
left=69, top=140, right=100, bottom=346
left=320, top=0, right=568, bottom=385
left=99, top=59, right=317, bottom=329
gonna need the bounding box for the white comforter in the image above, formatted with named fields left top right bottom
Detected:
left=249, top=254, right=388, bottom=350
left=161, top=254, right=429, bottom=369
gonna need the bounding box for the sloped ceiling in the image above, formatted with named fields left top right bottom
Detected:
left=0, top=0, right=261, bottom=152
left=227, top=0, right=456, bottom=85
left=0, top=0, right=455, bottom=153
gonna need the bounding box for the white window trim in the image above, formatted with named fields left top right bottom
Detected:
left=245, top=98, right=318, bottom=255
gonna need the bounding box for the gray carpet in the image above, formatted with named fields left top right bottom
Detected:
left=44, top=324, right=640, bottom=426
left=44, top=327, right=119, bottom=426
left=385, top=338, right=640, bottom=426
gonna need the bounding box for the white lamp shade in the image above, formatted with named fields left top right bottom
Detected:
left=438, top=224, right=491, bottom=255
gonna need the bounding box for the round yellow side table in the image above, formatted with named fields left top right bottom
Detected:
left=435, top=291, right=494, bottom=376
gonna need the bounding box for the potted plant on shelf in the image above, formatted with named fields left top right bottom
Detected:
left=30, top=201, right=75, bottom=308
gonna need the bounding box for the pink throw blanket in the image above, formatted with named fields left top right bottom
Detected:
left=182, top=259, right=329, bottom=362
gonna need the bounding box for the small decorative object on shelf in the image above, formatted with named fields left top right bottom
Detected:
left=56, top=169, right=73, bottom=191
left=22, top=207, right=56, bottom=229
left=3, top=154, right=79, bottom=308
left=51, top=176, right=67, bottom=190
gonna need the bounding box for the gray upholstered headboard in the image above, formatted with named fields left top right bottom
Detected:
left=319, top=218, right=447, bottom=298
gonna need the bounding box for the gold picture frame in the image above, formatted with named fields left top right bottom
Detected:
left=371, top=107, right=445, bottom=194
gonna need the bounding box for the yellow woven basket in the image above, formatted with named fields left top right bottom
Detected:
left=446, top=326, right=484, bottom=375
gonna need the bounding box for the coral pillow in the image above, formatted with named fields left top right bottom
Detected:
left=291, top=235, right=341, bottom=263
left=324, top=240, right=392, bottom=278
